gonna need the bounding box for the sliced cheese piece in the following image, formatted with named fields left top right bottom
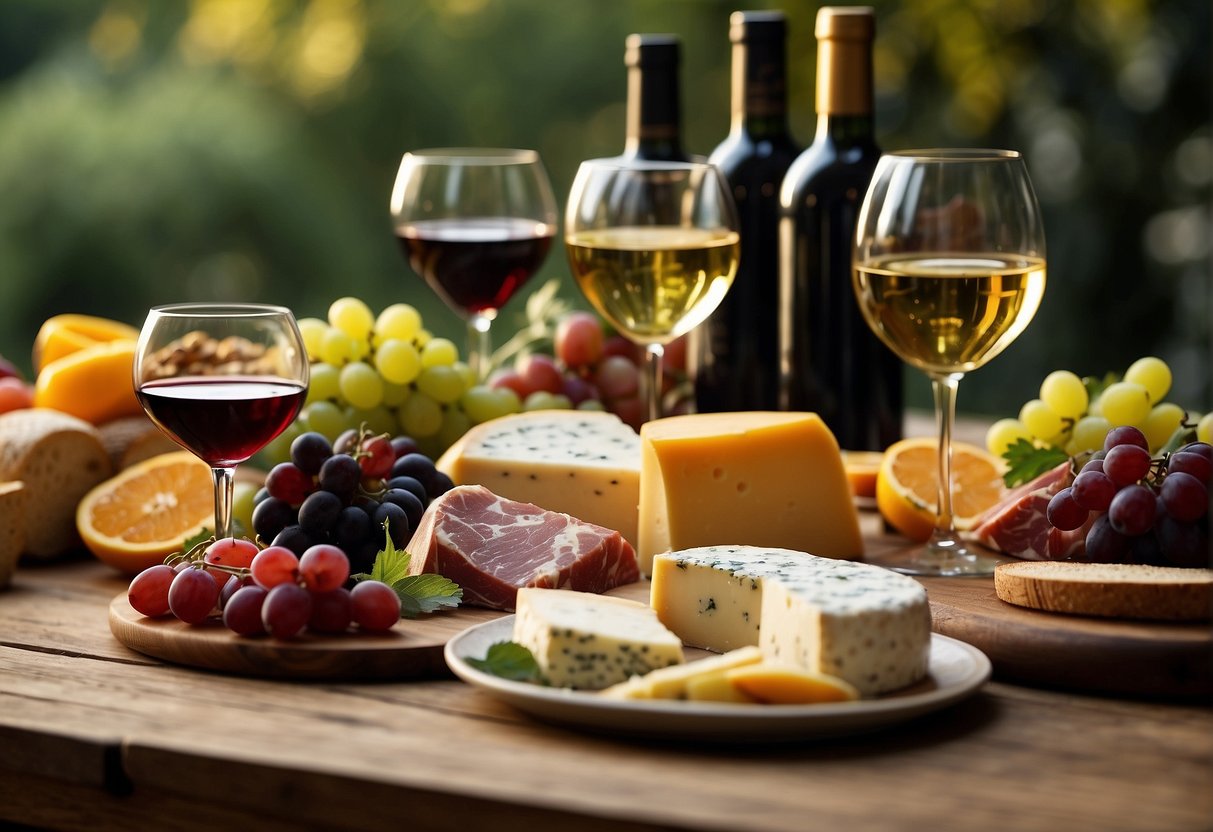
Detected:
left=637, top=411, right=862, bottom=573
left=650, top=546, right=931, bottom=697
left=600, top=645, right=763, bottom=700
left=513, top=587, right=683, bottom=690
left=725, top=663, right=859, bottom=704
left=437, top=411, right=640, bottom=546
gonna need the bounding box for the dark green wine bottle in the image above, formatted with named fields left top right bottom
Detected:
left=623, top=34, right=688, bottom=162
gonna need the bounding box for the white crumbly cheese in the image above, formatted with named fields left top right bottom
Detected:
left=650, top=546, right=931, bottom=697
left=436, top=411, right=641, bottom=546
left=513, top=588, right=683, bottom=690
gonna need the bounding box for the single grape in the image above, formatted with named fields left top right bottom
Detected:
left=609, top=396, right=645, bottom=430
left=262, top=583, right=313, bottom=639
left=399, top=392, right=443, bottom=438
left=516, top=354, right=564, bottom=395
left=437, top=407, right=471, bottom=452
left=391, top=453, right=439, bottom=495
left=601, top=334, right=643, bottom=363
left=218, top=573, right=246, bottom=609
left=1018, top=399, right=1064, bottom=442
left=297, top=317, right=329, bottom=361
left=420, top=337, right=459, bottom=368
left=303, top=400, right=347, bottom=440
left=265, top=462, right=313, bottom=506
left=128, top=564, right=176, bottom=617
left=334, top=505, right=373, bottom=549
left=555, top=311, right=605, bottom=369
left=1039, top=370, right=1088, bottom=421
left=354, top=434, right=393, bottom=480
left=382, top=487, right=425, bottom=531
left=290, top=432, right=333, bottom=475
left=1080, top=458, right=1105, bottom=475
left=328, top=296, right=375, bottom=342
left=429, top=471, right=454, bottom=497
left=308, top=588, right=353, bottom=634
left=416, top=365, right=465, bottom=404
left=594, top=356, right=640, bottom=400
left=1103, top=425, right=1149, bottom=452
left=252, top=496, right=296, bottom=542
left=1169, top=451, right=1212, bottom=484
left=1108, top=484, right=1157, bottom=536
left=250, top=545, right=300, bottom=589
left=223, top=585, right=269, bottom=636
left=319, top=453, right=362, bottom=497
left=339, top=361, right=384, bottom=410
left=1159, top=472, right=1208, bottom=523
left=350, top=580, right=401, bottom=631
left=299, top=544, right=351, bottom=592
left=1142, top=402, right=1186, bottom=453
left=985, top=418, right=1032, bottom=457
left=1046, top=487, right=1089, bottom=531
left=1083, top=514, right=1130, bottom=563
left=524, top=391, right=573, bottom=411
left=1103, top=444, right=1152, bottom=486
left=272, top=525, right=313, bottom=557
left=375, top=338, right=423, bottom=385
left=488, top=368, right=530, bottom=399
left=387, top=475, right=427, bottom=505
left=451, top=360, right=477, bottom=390
left=1198, top=413, right=1213, bottom=445
left=390, top=435, right=420, bottom=458
left=232, top=481, right=259, bottom=537
left=577, top=399, right=606, bottom=412
left=1182, top=441, right=1213, bottom=462
left=1071, top=416, right=1113, bottom=456
left=298, top=489, right=344, bottom=537
left=305, top=362, right=340, bottom=406
left=168, top=567, right=220, bottom=624
left=374, top=303, right=422, bottom=343
left=562, top=375, right=599, bottom=406
left=1072, top=470, right=1117, bottom=512
left=373, top=502, right=410, bottom=547
left=1156, top=514, right=1210, bottom=568
left=1099, top=382, right=1151, bottom=428
left=204, top=537, right=260, bottom=570
left=320, top=328, right=359, bottom=367
left=333, top=428, right=360, bottom=455
left=382, top=380, right=411, bottom=408
left=414, top=328, right=432, bottom=348
left=1123, top=356, right=1171, bottom=402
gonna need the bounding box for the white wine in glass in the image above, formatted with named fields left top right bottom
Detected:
left=565, top=160, right=740, bottom=423
left=853, top=150, right=1046, bottom=576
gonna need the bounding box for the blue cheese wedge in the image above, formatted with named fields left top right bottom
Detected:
left=650, top=546, right=931, bottom=697
left=513, top=588, right=683, bottom=690
left=436, top=411, right=641, bottom=546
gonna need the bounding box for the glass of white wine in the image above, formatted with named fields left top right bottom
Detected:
left=853, top=149, right=1046, bottom=576
left=565, top=159, right=740, bottom=423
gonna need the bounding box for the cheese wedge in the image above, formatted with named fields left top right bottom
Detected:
left=637, top=411, right=863, bottom=574
left=600, top=645, right=764, bottom=700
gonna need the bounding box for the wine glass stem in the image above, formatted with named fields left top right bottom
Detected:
left=930, top=372, right=963, bottom=542
left=212, top=466, right=235, bottom=540
left=467, top=313, right=493, bottom=380
left=644, top=343, right=665, bottom=424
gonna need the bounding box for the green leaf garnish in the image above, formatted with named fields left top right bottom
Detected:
left=1001, top=438, right=1068, bottom=487
left=351, top=523, right=412, bottom=585
left=392, top=574, right=462, bottom=618
left=183, top=528, right=213, bottom=552
left=466, top=641, right=542, bottom=683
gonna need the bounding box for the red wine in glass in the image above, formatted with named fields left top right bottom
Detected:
left=137, top=376, right=306, bottom=468
left=395, top=217, right=555, bottom=314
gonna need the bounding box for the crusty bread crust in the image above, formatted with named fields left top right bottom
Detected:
left=994, top=561, right=1213, bottom=621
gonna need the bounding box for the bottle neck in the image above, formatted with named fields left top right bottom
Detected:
left=814, top=114, right=875, bottom=147
left=731, top=38, right=790, bottom=140
left=625, top=62, right=684, bottom=160
left=815, top=34, right=874, bottom=120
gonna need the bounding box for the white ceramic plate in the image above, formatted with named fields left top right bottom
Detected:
left=444, top=617, right=991, bottom=742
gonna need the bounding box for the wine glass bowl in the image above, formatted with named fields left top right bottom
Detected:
left=853, top=149, right=1046, bottom=576
left=134, top=303, right=309, bottom=539
left=390, top=148, right=558, bottom=378
left=565, top=158, right=740, bottom=422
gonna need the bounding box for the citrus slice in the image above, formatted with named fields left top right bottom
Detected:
left=33, top=314, right=139, bottom=373
left=875, top=437, right=1006, bottom=543
left=33, top=338, right=143, bottom=425
left=77, top=451, right=213, bottom=575
left=840, top=450, right=884, bottom=499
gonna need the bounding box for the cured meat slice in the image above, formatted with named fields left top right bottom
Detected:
left=968, top=462, right=1093, bottom=560
left=405, top=484, right=640, bottom=611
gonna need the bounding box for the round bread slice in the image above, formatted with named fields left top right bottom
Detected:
left=994, top=561, right=1213, bottom=621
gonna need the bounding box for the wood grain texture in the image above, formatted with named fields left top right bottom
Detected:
left=993, top=561, right=1213, bottom=621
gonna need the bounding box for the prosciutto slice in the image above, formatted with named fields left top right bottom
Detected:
left=968, top=462, right=1093, bottom=560
left=405, top=484, right=640, bottom=611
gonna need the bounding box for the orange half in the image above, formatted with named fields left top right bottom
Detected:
left=77, top=451, right=213, bottom=574
left=33, top=314, right=139, bottom=373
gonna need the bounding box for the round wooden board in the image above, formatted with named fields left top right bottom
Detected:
left=109, top=593, right=503, bottom=681
left=920, top=576, right=1213, bottom=699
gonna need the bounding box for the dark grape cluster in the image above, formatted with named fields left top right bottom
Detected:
left=1046, top=426, right=1211, bottom=566
left=252, top=427, right=453, bottom=575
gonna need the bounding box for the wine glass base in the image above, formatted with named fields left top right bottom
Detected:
left=866, top=538, right=1007, bottom=577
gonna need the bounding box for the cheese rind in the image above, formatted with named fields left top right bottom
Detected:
left=437, top=411, right=640, bottom=546
left=650, top=546, right=931, bottom=696
left=637, top=412, right=863, bottom=574
left=513, top=588, right=683, bottom=690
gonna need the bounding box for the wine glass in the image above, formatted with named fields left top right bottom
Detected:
left=565, top=158, right=740, bottom=423
left=390, top=148, right=559, bottom=378
left=134, top=303, right=309, bottom=541
left=853, top=149, right=1046, bottom=576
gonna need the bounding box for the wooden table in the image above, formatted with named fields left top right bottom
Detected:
left=3, top=530, right=1211, bottom=832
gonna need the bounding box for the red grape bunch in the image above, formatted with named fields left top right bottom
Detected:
left=1046, top=426, right=1211, bottom=566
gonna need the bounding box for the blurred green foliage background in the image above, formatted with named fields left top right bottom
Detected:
left=0, top=0, right=1207, bottom=417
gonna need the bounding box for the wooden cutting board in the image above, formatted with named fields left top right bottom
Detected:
left=920, top=576, right=1213, bottom=699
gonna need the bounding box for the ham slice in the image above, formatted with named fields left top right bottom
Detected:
left=405, top=484, right=640, bottom=611
left=968, top=462, right=1093, bottom=560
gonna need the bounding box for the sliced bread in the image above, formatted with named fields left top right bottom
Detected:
left=994, top=561, right=1213, bottom=621
left=0, top=481, right=26, bottom=587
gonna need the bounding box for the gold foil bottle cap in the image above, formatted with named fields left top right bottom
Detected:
left=815, top=6, right=875, bottom=40
left=814, top=6, right=875, bottom=116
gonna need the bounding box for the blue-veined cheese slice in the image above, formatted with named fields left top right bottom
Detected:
left=650, top=546, right=931, bottom=696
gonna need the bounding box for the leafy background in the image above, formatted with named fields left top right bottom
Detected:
left=0, top=0, right=1207, bottom=417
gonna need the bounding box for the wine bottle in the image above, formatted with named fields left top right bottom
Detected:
left=778, top=6, right=902, bottom=450
left=692, top=10, right=800, bottom=413
left=623, top=34, right=688, bottom=162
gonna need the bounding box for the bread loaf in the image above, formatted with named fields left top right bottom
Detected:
left=0, top=409, right=113, bottom=558
left=98, top=414, right=180, bottom=470
left=0, top=481, right=26, bottom=587
left=994, top=561, right=1213, bottom=621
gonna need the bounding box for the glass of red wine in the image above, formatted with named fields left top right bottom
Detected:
left=134, top=303, right=309, bottom=540
left=390, top=148, right=558, bottom=378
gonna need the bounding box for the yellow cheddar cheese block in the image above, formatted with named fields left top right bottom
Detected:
left=637, top=412, right=863, bottom=573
